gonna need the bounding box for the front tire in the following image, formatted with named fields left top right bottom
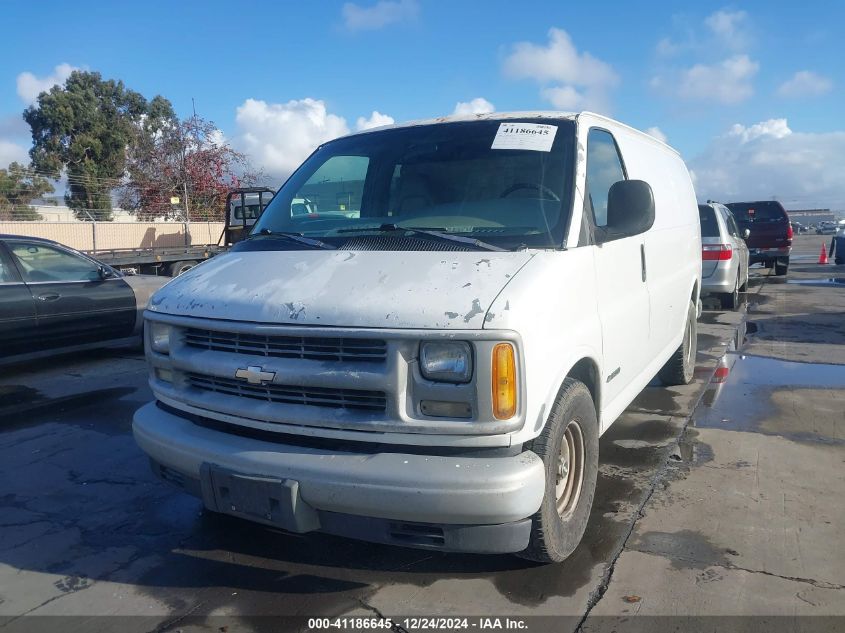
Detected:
left=658, top=300, right=697, bottom=385
left=520, top=379, right=598, bottom=563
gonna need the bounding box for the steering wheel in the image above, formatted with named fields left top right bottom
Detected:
left=500, top=183, right=560, bottom=201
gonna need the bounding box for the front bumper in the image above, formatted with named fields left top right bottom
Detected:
left=132, top=402, right=545, bottom=553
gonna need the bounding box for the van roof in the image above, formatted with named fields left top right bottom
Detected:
left=342, top=110, right=679, bottom=155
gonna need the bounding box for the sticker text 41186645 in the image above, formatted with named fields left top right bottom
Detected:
left=491, top=122, right=558, bottom=152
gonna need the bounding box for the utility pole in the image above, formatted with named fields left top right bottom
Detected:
left=181, top=102, right=193, bottom=223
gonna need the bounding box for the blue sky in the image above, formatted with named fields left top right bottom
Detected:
left=1, top=0, right=843, bottom=209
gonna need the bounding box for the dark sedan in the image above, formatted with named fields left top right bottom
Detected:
left=0, top=235, right=168, bottom=365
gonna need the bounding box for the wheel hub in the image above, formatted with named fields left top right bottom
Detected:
left=555, top=420, right=585, bottom=519
left=557, top=456, right=569, bottom=481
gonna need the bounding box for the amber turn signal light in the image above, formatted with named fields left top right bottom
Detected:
left=492, top=343, right=517, bottom=419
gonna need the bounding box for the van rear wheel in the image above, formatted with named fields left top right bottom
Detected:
left=519, top=378, right=598, bottom=563
left=658, top=300, right=697, bottom=386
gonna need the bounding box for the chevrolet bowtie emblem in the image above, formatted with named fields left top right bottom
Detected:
left=235, top=365, right=276, bottom=385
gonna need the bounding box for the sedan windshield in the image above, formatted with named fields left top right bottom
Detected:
left=248, top=119, right=576, bottom=251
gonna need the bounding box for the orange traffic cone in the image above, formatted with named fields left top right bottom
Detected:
left=818, top=243, right=829, bottom=264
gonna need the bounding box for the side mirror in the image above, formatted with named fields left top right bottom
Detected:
left=742, top=228, right=751, bottom=240
left=98, top=265, right=117, bottom=280
left=600, top=180, right=655, bottom=242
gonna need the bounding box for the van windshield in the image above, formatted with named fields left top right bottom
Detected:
left=250, top=119, right=576, bottom=250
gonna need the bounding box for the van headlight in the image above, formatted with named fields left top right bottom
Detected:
left=149, top=322, right=172, bottom=355
left=420, top=341, right=473, bottom=383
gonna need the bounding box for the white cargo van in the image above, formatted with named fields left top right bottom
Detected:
left=133, top=112, right=701, bottom=562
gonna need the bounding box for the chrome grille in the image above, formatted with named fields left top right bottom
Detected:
left=183, top=328, right=387, bottom=363
left=187, top=373, right=387, bottom=412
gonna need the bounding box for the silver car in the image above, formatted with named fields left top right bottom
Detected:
left=699, top=202, right=750, bottom=310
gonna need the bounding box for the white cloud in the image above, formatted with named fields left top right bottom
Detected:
left=503, top=28, right=617, bottom=87
left=728, top=118, right=791, bottom=143
left=502, top=28, right=618, bottom=115
left=207, top=128, right=226, bottom=147
left=16, top=63, right=78, bottom=105
left=656, top=9, right=750, bottom=58
left=777, top=71, right=833, bottom=98
left=453, top=98, right=495, bottom=116
left=0, top=139, right=29, bottom=168
left=235, top=98, right=350, bottom=178
left=704, top=10, right=748, bottom=42
left=656, top=37, right=681, bottom=57
left=645, top=127, right=668, bottom=143
left=356, top=110, right=395, bottom=130
left=676, top=54, right=759, bottom=104
left=652, top=9, right=758, bottom=105
left=689, top=119, right=845, bottom=209
left=540, top=85, right=585, bottom=110
left=342, top=0, right=418, bottom=31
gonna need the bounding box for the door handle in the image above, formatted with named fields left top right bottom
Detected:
left=640, top=244, right=647, bottom=282
left=37, top=293, right=61, bottom=302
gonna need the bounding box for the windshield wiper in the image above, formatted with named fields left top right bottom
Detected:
left=338, top=223, right=505, bottom=252
left=247, top=228, right=335, bottom=250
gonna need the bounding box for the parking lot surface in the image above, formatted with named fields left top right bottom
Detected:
left=1, top=234, right=843, bottom=631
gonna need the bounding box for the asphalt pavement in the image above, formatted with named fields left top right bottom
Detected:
left=0, top=234, right=842, bottom=632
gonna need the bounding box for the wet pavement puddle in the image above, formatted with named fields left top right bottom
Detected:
left=786, top=277, right=845, bottom=287
left=693, top=352, right=845, bottom=444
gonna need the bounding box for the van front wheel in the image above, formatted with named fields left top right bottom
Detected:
left=658, top=300, right=697, bottom=386
left=520, top=378, right=598, bottom=563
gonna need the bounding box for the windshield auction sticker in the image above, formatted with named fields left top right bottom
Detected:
left=491, top=122, right=558, bottom=152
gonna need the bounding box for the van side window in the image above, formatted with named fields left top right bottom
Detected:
left=585, top=129, right=626, bottom=227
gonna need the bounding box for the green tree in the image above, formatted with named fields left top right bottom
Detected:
left=0, top=162, right=55, bottom=221
left=23, top=70, right=163, bottom=221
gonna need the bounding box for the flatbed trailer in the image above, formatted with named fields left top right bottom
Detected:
left=0, top=187, right=276, bottom=277
left=90, top=244, right=227, bottom=276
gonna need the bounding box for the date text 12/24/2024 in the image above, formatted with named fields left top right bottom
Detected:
left=307, top=617, right=529, bottom=630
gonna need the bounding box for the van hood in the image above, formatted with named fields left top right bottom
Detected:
left=148, top=250, right=534, bottom=329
